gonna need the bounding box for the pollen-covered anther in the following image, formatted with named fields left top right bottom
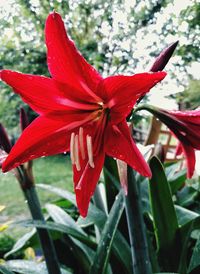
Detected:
left=74, top=134, right=81, bottom=171
left=79, top=127, right=85, bottom=160
left=86, top=135, right=95, bottom=168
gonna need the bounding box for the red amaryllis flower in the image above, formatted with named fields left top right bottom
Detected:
left=0, top=12, right=166, bottom=216
left=139, top=105, right=200, bottom=179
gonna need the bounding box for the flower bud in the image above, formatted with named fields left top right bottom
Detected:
left=0, top=123, right=12, bottom=153
left=150, top=41, right=179, bottom=72
left=20, top=108, right=29, bottom=131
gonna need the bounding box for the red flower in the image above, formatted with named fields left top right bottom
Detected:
left=140, top=105, right=200, bottom=179
left=0, top=12, right=166, bottom=216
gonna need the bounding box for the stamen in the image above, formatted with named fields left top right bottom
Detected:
left=79, top=127, right=85, bottom=160
left=70, top=132, right=75, bottom=164
left=74, top=134, right=81, bottom=171
left=86, top=135, right=95, bottom=168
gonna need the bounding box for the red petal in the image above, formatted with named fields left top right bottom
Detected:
left=74, top=152, right=105, bottom=217
left=45, top=12, right=102, bottom=92
left=181, top=143, right=196, bottom=179
left=105, top=121, right=151, bottom=177
left=170, top=109, right=200, bottom=124
left=2, top=112, right=93, bottom=172
left=0, top=70, right=100, bottom=114
left=103, top=72, right=166, bottom=122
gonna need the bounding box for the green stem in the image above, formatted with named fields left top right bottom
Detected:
left=124, top=166, right=152, bottom=274
left=24, top=185, right=61, bottom=274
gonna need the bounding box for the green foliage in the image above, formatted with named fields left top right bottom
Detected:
left=1, top=155, right=200, bottom=274
left=175, top=79, right=200, bottom=109
left=0, top=235, right=15, bottom=258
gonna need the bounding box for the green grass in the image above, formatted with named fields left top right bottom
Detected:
left=0, top=155, right=73, bottom=237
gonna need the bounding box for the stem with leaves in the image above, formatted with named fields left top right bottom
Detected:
left=124, top=166, right=152, bottom=274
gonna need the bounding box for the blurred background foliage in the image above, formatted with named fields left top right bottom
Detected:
left=0, top=0, right=199, bottom=132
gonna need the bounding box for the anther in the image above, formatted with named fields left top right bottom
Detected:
left=86, top=135, right=95, bottom=168
left=74, top=134, right=81, bottom=171
left=79, top=127, right=85, bottom=160
left=70, top=132, right=75, bottom=164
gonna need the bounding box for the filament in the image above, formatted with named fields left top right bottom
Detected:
left=74, top=134, right=81, bottom=171
left=70, top=132, right=75, bottom=164
left=79, top=127, right=85, bottom=160
left=86, top=135, right=95, bottom=168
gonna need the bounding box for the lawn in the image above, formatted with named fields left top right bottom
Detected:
left=0, top=155, right=73, bottom=237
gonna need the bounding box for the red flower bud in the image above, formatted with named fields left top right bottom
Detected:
left=150, top=41, right=179, bottom=72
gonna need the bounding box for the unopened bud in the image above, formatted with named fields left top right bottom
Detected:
left=20, top=108, right=29, bottom=131
left=0, top=124, right=12, bottom=153
left=150, top=41, right=179, bottom=72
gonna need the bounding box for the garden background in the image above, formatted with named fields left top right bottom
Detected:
left=0, top=1, right=200, bottom=273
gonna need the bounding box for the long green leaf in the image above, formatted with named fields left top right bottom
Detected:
left=149, top=157, right=179, bottom=270
left=149, top=157, right=179, bottom=250
left=89, top=190, right=124, bottom=274
left=38, top=183, right=132, bottom=273
left=0, top=265, right=15, bottom=274
left=12, top=220, right=96, bottom=249
left=46, top=204, right=86, bottom=235
left=46, top=203, right=94, bottom=271
left=1, top=260, right=71, bottom=274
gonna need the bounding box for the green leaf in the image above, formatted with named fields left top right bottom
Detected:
left=78, top=196, right=132, bottom=274
left=12, top=220, right=96, bottom=249
left=37, top=183, right=132, bottom=273
left=89, top=190, right=124, bottom=274
left=188, top=218, right=200, bottom=273
left=5, top=229, right=36, bottom=258
left=0, top=265, right=15, bottom=274
left=149, top=156, right=179, bottom=251
left=1, top=260, right=71, bottom=274
left=36, top=184, right=76, bottom=205
left=178, top=216, right=200, bottom=274
left=175, top=205, right=199, bottom=226
left=168, top=169, right=186, bottom=195
left=45, top=204, right=86, bottom=236
left=45, top=203, right=95, bottom=271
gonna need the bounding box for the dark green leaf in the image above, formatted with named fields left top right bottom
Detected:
left=168, top=169, right=187, bottom=194
left=149, top=156, right=179, bottom=251
left=12, top=220, right=96, bottom=249
left=89, top=190, right=124, bottom=274
left=38, top=184, right=132, bottom=273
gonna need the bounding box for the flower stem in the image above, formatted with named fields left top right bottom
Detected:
left=17, top=166, right=61, bottom=274
left=124, top=166, right=152, bottom=274
left=24, top=185, right=61, bottom=274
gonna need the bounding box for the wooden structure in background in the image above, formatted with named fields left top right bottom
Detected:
left=144, top=116, right=182, bottom=162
